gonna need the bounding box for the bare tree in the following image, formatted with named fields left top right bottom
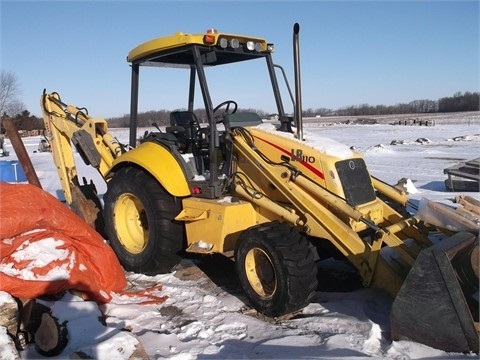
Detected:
left=7, top=99, right=26, bottom=117
left=0, top=71, right=24, bottom=116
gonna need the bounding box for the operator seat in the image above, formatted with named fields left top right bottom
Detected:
left=170, top=111, right=201, bottom=145
left=170, top=110, right=199, bottom=127
left=169, top=110, right=205, bottom=174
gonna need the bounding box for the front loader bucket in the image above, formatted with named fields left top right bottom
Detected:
left=390, top=231, right=479, bottom=353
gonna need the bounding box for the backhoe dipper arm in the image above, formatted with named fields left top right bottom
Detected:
left=40, top=91, right=124, bottom=206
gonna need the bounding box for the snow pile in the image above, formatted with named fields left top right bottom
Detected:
left=0, top=236, right=73, bottom=281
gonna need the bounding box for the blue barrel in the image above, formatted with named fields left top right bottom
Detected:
left=0, top=160, right=27, bottom=182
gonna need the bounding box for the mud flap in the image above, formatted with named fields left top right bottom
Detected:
left=390, top=231, right=479, bottom=353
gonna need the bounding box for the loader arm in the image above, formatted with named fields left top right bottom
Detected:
left=230, top=126, right=436, bottom=295
left=40, top=91, right=125, bottom=224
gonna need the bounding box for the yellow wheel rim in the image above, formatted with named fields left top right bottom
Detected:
left=244, top=247, right=277, bottom=298
left=113, top=193, right=149, bottom=254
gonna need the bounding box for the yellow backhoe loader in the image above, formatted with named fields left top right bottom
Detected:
left=40, top=24, right=478, bottom=353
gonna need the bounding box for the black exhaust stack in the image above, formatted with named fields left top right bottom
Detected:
left=293, top=23, right=304, bottom=141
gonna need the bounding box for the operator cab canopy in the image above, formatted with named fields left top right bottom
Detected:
left=125, top=28, right=281, bottom=149
left=127, top=29, right=274, bottom=67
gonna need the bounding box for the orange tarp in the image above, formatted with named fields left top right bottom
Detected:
left=0, top=182, right=127, bottom=303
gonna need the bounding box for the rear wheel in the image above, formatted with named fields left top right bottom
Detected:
left=235, top=222, right=318, bottom=317
left=103, top=167, right=185, bottom=274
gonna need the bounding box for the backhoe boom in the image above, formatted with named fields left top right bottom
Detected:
left=40, top=91, right=124, bottom=225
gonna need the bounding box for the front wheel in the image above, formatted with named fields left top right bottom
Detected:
left=235, top=222, right=318, bottom=317
left=103, top=167, right=185, bottom=274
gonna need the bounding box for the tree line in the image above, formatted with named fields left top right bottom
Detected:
left=303, top=91, right=479, bottom=117
left=1, top=71, right=478, bottom=129
left=108, top=91, right=479, bottom=127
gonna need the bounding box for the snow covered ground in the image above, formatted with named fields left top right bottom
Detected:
left=0, top=115, right=479, bottom=359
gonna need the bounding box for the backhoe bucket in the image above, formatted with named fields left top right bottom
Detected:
left=390, top=231, right=479, bottom=353
left=70, top=179, right=104, bottom=234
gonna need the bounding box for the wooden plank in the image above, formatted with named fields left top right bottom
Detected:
left=2, top=117, right=43, bottom=188
left=444, top=168, right=479, bottom=181
left=456, top=196, right=480, bottom=216
left=0, top=301, right=19, bottom=335
left=465, top=157, right=480, bottom=168
left=445, top=179, right=479, bottom=192
left=444, top=158, right=480, bottom=174
left=444, top=156, right=479, bottom=192
left=457, top=195, right=480, bottom=208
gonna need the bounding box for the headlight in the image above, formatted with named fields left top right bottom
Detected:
left=219, top=38, right=228, bottom=48
left=246, top=41, right=262, bottom=52
left=230, top=38, right=240, bottom=48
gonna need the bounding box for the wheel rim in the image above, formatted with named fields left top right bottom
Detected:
left=113, top=192, right=149, bottom=254
left=244, top=247, right=277, bottom=298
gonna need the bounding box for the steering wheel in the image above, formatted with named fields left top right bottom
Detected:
left=213, top=100, right=238, bottom=123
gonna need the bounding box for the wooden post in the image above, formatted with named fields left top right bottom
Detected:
left=1, top=117, right=42, bottom=189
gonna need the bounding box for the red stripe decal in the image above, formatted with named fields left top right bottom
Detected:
left=253, top=135, right=325, bottom=180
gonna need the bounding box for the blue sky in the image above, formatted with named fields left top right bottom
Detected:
left=1, top=0, right=479, bottom=118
